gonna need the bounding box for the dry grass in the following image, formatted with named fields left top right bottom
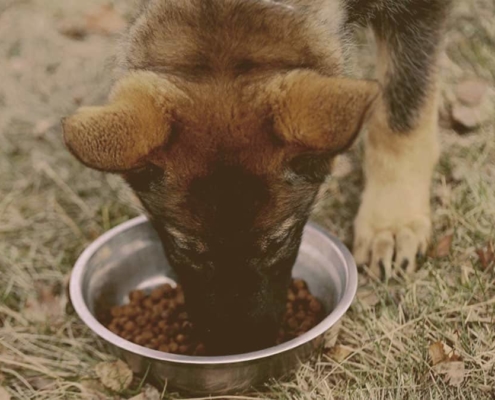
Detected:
left=1, top=1, right=494, bottom=399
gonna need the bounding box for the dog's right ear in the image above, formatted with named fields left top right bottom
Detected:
left=62, top=71, right=185, bottom=172
left=266, top=70, right=380, bottom=154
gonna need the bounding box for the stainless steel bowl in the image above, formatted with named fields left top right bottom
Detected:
left=70, top=215, right=357, bottom=395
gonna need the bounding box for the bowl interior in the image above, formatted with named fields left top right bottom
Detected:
left=76, top=216, right=353, bottom=359
left=83, top=220, right=344, bottom=321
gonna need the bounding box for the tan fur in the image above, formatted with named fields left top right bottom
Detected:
left=268, top=71, right=379, bottom=152
left=353, top=38, right=441, bottom=278
left=62, top=71, right=186, bottom=171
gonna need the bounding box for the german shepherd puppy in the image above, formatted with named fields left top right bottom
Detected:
left=62, top=0, right=451, bottom=354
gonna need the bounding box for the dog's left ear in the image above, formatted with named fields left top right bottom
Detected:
left=267, top=70, right=380, bottom=153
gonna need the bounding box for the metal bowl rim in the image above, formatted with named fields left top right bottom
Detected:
left=70, top=215, right=357, bottom=365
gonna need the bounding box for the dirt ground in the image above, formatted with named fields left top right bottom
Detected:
left=1, top=0, right=494, bottom=399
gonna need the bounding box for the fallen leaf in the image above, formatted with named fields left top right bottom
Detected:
left=325, top=345, right=353, bottom=363
left=476, top=242, right=494, bottom=270
left=94, top=360, right=133, bottom=392
left=455, top=79, right=488, bottom=107
left=356, top=288, right=380, bottom=309
left=0, top=387, right=11, bottom=400
left=57, top=19, right=87, bottom=40
left=24, top=283, right=64, bottom=323
left=80, top=378, right=107, bottom=399
left=85, top=4, right=127, bottom=36
left=429, top=341, right=447, bottom=366
left=429, top=340, right=465, bottom=386
left=429, top=234, right=453, bottom=258
left=432, top=361, right=465, bottom=387
left=129, top=384, right=161, bottom=400
left=451, top=104, right=481, bottom=133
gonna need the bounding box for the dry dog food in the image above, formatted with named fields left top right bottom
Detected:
left=104, top=279, right=324, bottom=356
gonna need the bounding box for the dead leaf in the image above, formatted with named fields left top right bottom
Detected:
left=0, top=387, right=11, bottom=400
left=85, top=4, right=127, bottom=36
left=476, top=242, right=494, bottom=270
left=94, top=360, right=133, bottom=392
left=356, top=288, right=380, bottom=309
left=429, top=341, right=447, bottom=366
left=429, top=234, right=453, bottom=258
left=432, top=361, right=466, bottom=387
left=128, top=384, right=161, bottom=400
left=80, top=378, right=107, bottom=399
left=429, top=340, right=465, bottom=386
left=24, top=283, right=64, bottom=323
left=455, top=79, right=488, bottom=107
left=325, top=345, right=353, bottom=363
left=57, top=19, right=87, bottom=40
left=451, top=104, right=481, bottom=133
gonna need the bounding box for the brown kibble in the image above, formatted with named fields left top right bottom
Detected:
left=150, top=286, right=165, bottom=301
left=143, top=298, right=154, bottom=309
left=135, top=335, right=146, bottom=345
left=158, top=320, right=168, bottom=331
left=295, top=311, right=306, bottom=321
left=115, top=317, right=128, bottom=327
left=293, top=279, right=307, bottom=291
left=158, top=344, right=170, bottom=352
left=123, top=320, right=136, bottom=332
left=162, top=284, right=173, bottom=296
left=110, top=306, right=122, bottom=318
left=179, top=344, right=189, bottom=354
left=287, top=317, right=298, bottom=330
left=309, top=298, right=323, bottom=314
left=157, top=334, right=168, bottom=344
left=129, top=290, right=145, bottom=303
left=176, top=334, right=186, bottom=344
left=104, top=278, right=323, bottom=356
left=297, top=290, right=308, bottom=301
left=108, top=324, right=120, bottom=335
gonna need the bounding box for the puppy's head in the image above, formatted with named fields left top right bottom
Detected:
left=63, top=70, right=378, bottom=353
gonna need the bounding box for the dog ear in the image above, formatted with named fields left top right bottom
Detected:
left=62, top=71, right=184, bottom=172
left=267, top=71, right=380, bottom=153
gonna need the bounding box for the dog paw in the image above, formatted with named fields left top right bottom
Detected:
left=353, top=199, right=431, bottom=280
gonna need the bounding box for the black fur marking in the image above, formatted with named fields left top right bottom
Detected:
left=289, top=152, right=332, bottom=184
left=124, top=164, right=163, bottom=193
left=345, top=0, right=452, bottom=133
